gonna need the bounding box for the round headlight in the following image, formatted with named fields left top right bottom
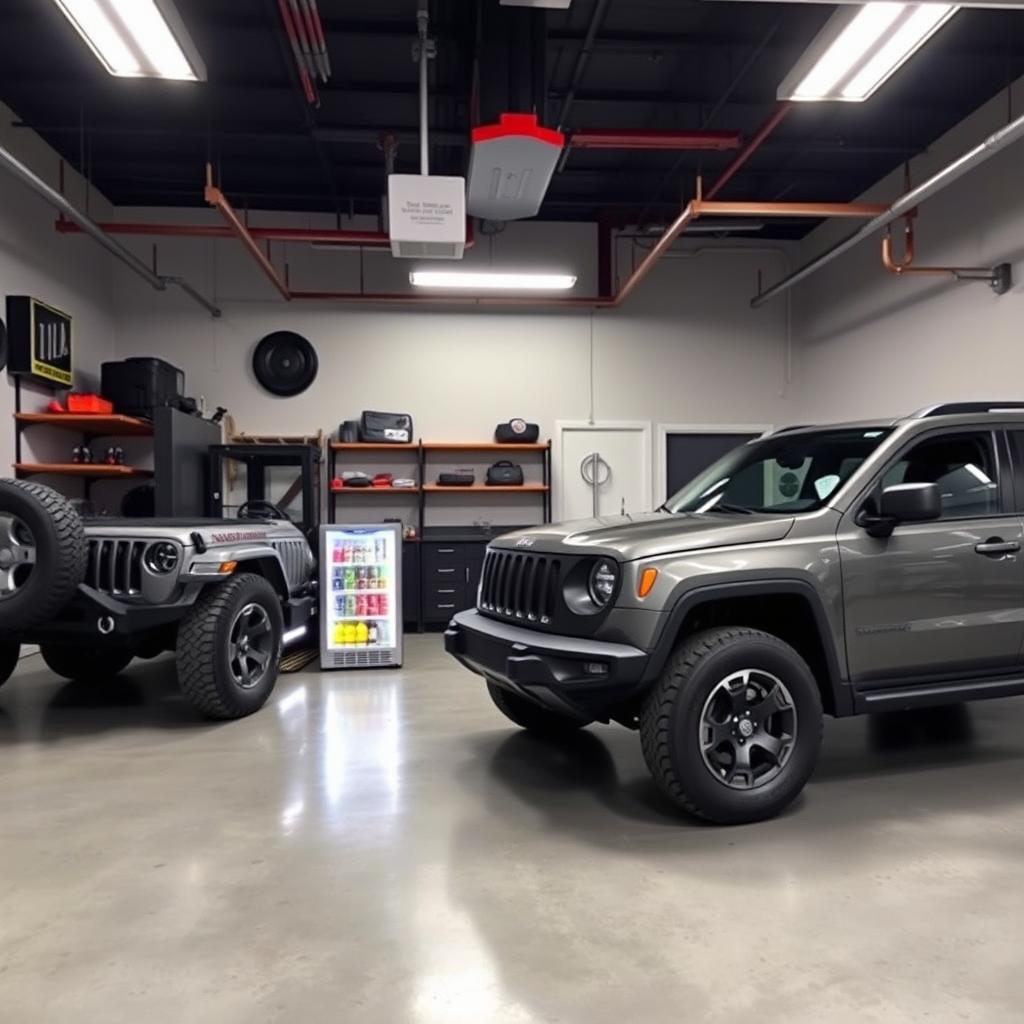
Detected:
left=588, top=560, right=618, bottom=607
left=145, top=541, right=179, bottom=574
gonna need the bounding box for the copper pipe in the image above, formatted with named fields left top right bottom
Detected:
left=881, top=220, right=973, bottom=277
left=693, top=199, right=888, bottom=219
left=612, top=103, right=792, bottom=305
left=205, top=165, right=291, bottom=300
left=277, top=0, right=316, bottom=104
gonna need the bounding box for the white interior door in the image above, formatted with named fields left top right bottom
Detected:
left=554, top=421, right=652, bottom=521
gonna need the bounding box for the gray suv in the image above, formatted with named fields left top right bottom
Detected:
left=446, top=402, right=1024, bottom=824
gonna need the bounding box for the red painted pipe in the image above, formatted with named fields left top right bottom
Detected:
left=277, top=0, right=317, bottom=104
left=705, top=102, right=792, bottom=201
left=56, top=218, right=393, bottom=245
left=570, top=129, right=741, bottom=151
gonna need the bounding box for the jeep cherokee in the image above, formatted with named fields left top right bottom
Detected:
left=446, top=402, right=1024, bottom=823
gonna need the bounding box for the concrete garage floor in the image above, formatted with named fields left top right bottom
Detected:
left=1, top=637, right=1023, bottom=1023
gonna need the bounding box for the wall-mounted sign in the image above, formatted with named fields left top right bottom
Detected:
left=5, top=296, right=73, bottom=388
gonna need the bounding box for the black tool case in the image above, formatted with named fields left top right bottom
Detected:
left=101, top=358, right=185, bottom=418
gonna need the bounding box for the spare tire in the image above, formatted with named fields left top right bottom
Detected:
left=0, top=480, right=87, bottom=630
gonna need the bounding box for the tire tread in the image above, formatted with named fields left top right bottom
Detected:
left=639, top=627, right=822, bottom=821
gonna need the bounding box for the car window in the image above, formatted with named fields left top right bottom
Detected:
left=881, top=432, right=999, bottom=519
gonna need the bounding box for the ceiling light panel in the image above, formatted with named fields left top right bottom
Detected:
left=778, top=2, right=959, bottom=103
left=51, top=0, right=206, bottom=80
left=410, top=271, right=578, bottom=291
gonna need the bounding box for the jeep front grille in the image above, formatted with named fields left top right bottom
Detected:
left=273, top=539, right=309, bottom=591
left=478, top=550, right=561, bottom=623
left=87, top=539, right=146, bottom=596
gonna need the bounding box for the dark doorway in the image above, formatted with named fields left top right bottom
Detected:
left=665, top=432, right=761, bottom=499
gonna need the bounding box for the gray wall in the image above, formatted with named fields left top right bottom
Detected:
left=792, top=80, right=1024, bottom=423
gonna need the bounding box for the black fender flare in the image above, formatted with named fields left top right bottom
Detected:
left=643, top=577, right=851, bottom=716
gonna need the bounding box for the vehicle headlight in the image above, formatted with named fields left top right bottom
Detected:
left=588, top=559, right=618, bottom=607
left=145, top=541, right=179, bottom=574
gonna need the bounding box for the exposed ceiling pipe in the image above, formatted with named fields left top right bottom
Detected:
left=751, top=104, right=1024, bottom=306
left=568, top=129, right=742, bottom=151
left=204, top=165, right=292, bottom=300
left=613, top=103, right=791, bottom=304
left=416, top=4, right=433, bottom=175
left=56, top=219, right=394, bottom=246
left=277, top=0, right=317, bottom=104
left=0, top=142, right=222, bottom=317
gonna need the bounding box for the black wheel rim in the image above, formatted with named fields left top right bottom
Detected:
left=699, top=669, right=798, bottom=791
left=0, top=514, right=37, bottom=600
left=228, top=602, right=274, bottom=689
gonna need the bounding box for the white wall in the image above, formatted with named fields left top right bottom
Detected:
left=109, top=209, right=796, bottom=520
left=792, top=80, right=1024, bottom=424
left=0, top=101, right=119, bottom=472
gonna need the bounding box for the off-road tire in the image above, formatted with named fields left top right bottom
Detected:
left=0, top=480, right=87, bottom=630
left=0, top=641, right=20, bottom=688
left=640, top=627, right=823, bottom=825
left=40, top=643, right=134, bottom=681
left=487, top=679, right=590, bottom=737
left=176, top=573, right=283, bottom=720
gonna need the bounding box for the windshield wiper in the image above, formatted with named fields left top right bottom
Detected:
left=708, top=503, right=756, bottom=516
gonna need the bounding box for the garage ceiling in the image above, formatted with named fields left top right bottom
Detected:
left=1, top=0, right=1023, bottom=238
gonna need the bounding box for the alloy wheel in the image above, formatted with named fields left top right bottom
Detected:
left=228, top=602, right=274, bottom=689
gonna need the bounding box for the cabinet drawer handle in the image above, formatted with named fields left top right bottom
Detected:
left=436, top=547, right=455, bottom=554
left=437, top=568, right=456, bottom=574
left=437, top=603, right=456, bottom=609
left=438, top=588, right=456, bottom=594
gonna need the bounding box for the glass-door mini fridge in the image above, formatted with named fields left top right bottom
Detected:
left=319, top=523, right=403, bottom=669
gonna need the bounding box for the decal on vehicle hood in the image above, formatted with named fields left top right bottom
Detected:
left=209, top=531, right=269, bottom=544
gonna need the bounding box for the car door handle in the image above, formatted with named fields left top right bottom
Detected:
left=975, top=539, right=1020, bottom=556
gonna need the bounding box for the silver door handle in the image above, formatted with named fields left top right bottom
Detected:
left=975, top=540, right=1020, bottom=556
left=437, top=568, right=456, bottom=574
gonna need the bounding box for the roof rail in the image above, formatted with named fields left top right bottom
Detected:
left=912, top=402, right=1024, bottom=418
left=771, top=424, right=815, bottom=434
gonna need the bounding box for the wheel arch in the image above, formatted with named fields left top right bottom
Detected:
left=232, top=557, right=289, bottom=598
left=649, top=579, right=850, bottom=717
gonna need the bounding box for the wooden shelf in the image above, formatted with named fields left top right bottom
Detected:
left=14, top=463, right=153, bottom=479
left=331, top=486, right=420, bottom=494
left=15, top=413, right=153, bottom=437
left=331, top=442, right=419, bottom=452
left=423, top=441, right=549, bottom=452
left=422, top=484, right=549, bottom=494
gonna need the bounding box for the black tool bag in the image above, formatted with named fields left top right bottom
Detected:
left=437, top=472, right=475, bottom=487
left=359, top=410, right=413, bottom=444
left=486, top=460, right=524, bottom=486
left=101, top=357, right=184, bottom=418
left=339, top=420, right=360, bottom=443
left=495, top=419, right=539, bottom=443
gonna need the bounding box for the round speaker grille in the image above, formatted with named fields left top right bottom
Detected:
left=252, top=331, right=318, bottom=397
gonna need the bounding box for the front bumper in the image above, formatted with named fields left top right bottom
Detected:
left=444, top=609, right=650, bottom=721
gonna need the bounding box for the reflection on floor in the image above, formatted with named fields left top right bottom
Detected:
left=2, top=636, right=1024, bottom=1022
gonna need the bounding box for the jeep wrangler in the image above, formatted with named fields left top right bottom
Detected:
left=446, top=402, right=1024, bottom=823
left=0, top=480, right=316, bottom=719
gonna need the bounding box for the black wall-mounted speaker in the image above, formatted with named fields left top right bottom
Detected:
left=0, top=318, right=8, bottom=373
left=252, top=331, right=318, bottom=397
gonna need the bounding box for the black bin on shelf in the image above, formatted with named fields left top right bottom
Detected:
left=101, top=358, right=184, bottom=418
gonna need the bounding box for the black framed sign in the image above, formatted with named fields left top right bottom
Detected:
left=5, top=295, right=73, bottom=388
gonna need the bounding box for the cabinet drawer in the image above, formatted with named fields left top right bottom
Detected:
left=425, top=582, right=465, bottom=606
left=422, top=542, right=483, bottom=570
left=423, top=560, right=465, bottom=582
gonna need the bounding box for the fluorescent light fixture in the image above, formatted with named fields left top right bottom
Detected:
left=410, top=271, right=578, bottom=291
left=51, top=0, right=206, bottom=80
left=778, top=2, right=958, bottom=103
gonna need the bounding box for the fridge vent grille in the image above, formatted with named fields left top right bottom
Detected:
left=332, top=649, right=394, bottom=668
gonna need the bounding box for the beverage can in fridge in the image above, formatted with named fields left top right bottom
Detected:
left=346, top=594, right=357, bottom=617
left=355, top=621, right=369, bottom=645
left=367, top=593, right=378, bottom=616
left=367, top=623, right=379, bottom=646
left=378, top=592, right=388, bottom=616
left=355, top=594, right=366, bottom=617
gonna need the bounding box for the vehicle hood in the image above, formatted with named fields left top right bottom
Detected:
left=492, top=512, right=795, bottom=561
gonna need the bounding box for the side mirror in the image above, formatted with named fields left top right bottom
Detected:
left=880, top=482, right=942, bottom=523
left=860, top=482, right=941, bottom=538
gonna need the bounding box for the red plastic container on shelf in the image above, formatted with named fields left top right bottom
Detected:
left=67, top=393, right=114, bottom=414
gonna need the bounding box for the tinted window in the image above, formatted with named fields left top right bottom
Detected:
left=881, top=432, right=999, bottom=519
left=665, top=428, right=892, bottom=515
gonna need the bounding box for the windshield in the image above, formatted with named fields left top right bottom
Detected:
left=665, top=428, right=893, bottom=515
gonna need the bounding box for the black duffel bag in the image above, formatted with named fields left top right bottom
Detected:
left=486, top=460, right=524, bottom=486
left=495, top=418, right=539, bottom=443
left=359, top=410, right=413, bottom=444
